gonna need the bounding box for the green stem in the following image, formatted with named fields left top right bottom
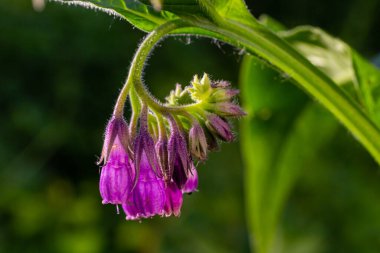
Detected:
left=125, top=20, right=211, bottom=115
left=154, top=111, right=167, bottom=139
left=113, top=76, right=131, bottom=117
left=183, top=18, right=380, bottom=165
left=128, top=20, right=186, bottom=113
left=115, top=11, right=380, bottom=166
left=128, top=86, right=141, bottom=138
left=113, top=20, right=187, bottom=117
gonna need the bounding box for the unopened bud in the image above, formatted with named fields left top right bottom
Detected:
left=188, top=73, right=212, bottom=101
left=203, top=127, right=219, bottom=151
left=211, top=80, right=231, bottom=88
left=167, top=117, right=191, bottom=189
left=205, top=114, right=234, bottom=142
left=210, top=88, right=240, bottom=102
left=98, top=116, right=130, bottom=165
left=155, top=138, right=169, bottom=181
left=189, top=122, right=208, bottom=161
left=213, top=102, right=246, bottom=117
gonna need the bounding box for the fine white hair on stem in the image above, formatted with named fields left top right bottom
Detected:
left=50, top=0, right=125, bottom=20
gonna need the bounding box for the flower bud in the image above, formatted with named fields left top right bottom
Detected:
left=204, top=128, right=220, bottom=151
left=211, top=80, right=231, bottom=88
left=209, top=88, right=239, bottom=102
left=165, top=84, right=191, bottom=105
left=155, top=138, right=169, bottom=180
left=189, top=122, right=208, bottom=161
left=98, top=116, right=129, bottom=165
left=213, top=102, right=246, bottom=117
left=205, top=114, right=234, bottom=142
left=168, top=118, right=191, bottom=189
left=188, top=73, right=212, bottom=102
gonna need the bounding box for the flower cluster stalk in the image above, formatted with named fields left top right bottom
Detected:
left=99, top=19, right=245, bottom=220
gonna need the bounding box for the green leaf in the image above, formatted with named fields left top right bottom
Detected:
left=159, top=0, right=255, bottom=24
left=258, top=14, right=286, bottom=32
left=280, top=27, right=355, bottom=86
left=51, top=0, right=257, bottom=33
left=51, top=0, right=177, bottom=31
left=352, top=52, right=380, bottom=126
left=201, top=0, right=256, bottom=23
left=240, top=55, right=339, bottom=253
left=278, top=26, right=380, bottom=126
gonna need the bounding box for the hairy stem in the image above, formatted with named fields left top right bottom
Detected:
left=119, top=20, right=211, bottom=115
left=113, top=20, right=187, bottom=117
left=182, top=18, right=380, bottom=166
left=115, top=9, right=380, bottom=168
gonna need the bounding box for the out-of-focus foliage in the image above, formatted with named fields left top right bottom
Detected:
left=240, top=55, right=339, bottom=253
left=278, top=26, right=380, bottom=126
left=240, top=3, right=380, bottom=252
left=241, top=16, right=380, bottom=252
left=0, top=1, right=246, bottom=253
left=1, top=0, right=380, bottom=253
left=261, top=15, right=380, bottom=128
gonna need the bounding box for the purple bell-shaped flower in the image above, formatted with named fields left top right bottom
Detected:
left=123, top=152, right=166, bottom=220
left=99, top=117, right=133, bottom=205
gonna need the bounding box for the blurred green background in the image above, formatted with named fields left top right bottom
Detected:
left=0, top=0, right=380, bottom=253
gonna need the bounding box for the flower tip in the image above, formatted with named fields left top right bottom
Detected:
left=227, top=89, right=240, bottom=97
left=201, top=73, right=210, bottom=84
left=211, top=80, right=231, bottom=88
left=99, top=116, right=130, bottom=165
left=205, top=114, right=234, bottom=142
left=215, top=102, right=246, bottom=117
left=189, top=123, right=208, bottom=161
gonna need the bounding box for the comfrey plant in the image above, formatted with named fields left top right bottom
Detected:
left=50, top=0, right=380, bottom=252
left=98, top=72, right=244, bottom=219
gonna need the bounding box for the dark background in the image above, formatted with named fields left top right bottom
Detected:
left=0, top=0, right=379, bottom=252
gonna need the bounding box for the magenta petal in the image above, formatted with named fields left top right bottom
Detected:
left=123, top=152, right=165, bottom=220
left=164, top=182, right=183, bottom=217
left=182, top=166, right=198, bottom=194
left=172, top=156, right=188, bottom=189
left=99, top=138, right=133, bottom=204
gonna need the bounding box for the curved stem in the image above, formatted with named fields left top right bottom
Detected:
left=127, top=20, right=191, bottom=114
left=123, top=20, right=210, bottom=115
left=115, top=13, right=380, bottom=164
left=113, top=20, right=186, bottom=117
left=113, top=78, right=131, bottom=117
left=128, top=86, right=141, bottom=139
left=181, top=18, right=380, bottom=164
left=154, top=111, right=167, bottom=139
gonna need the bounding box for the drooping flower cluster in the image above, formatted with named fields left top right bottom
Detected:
left=98, top=74, right=244, bottom=220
